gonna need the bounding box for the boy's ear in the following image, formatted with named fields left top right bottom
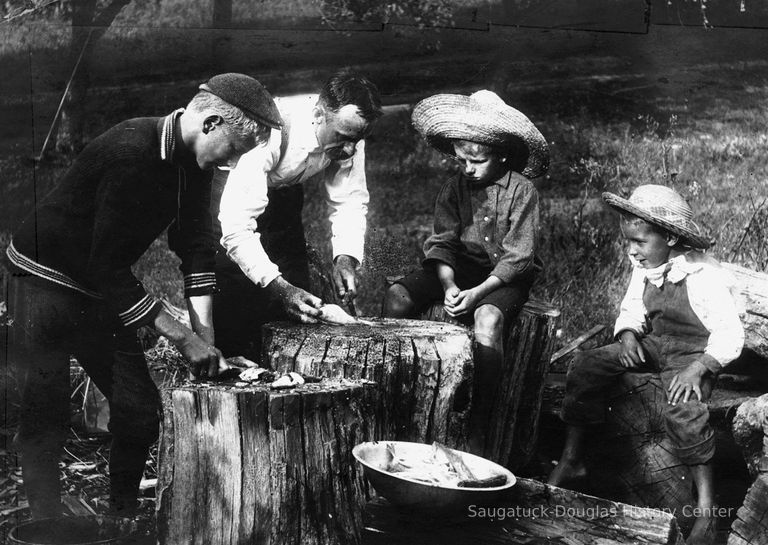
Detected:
left=202, top=115, right=224, bottom=134
left=666, top=233, right=680, bottom=247
left=312, top=104, right=326, bottom=124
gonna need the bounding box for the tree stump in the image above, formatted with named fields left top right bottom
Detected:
left=419, top=299, right=561, bottom=470
left=729, top=394, right=768, bottom=545
left=156, top=381, right=378, bottom=545
left=262, top=319, right=474, bottom=450
left=583, top=373, right=697, bottom=529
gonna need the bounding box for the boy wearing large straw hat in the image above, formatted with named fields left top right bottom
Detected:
left=548, top=184, right=744, bottom=545
left=382, top=90, right=549, bottom=453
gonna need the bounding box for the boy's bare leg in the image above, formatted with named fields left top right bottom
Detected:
left=547, top=425, right=588, bottom=487
left=468, top=306, right=504, bottom=454
left=686, top=462, right=717, bottom=545
left=381, top=283, right=414, bottom=318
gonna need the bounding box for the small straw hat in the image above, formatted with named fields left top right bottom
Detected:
left=602, top=184, right=710, bottom=250
left=411, top=90, right=549, bottom=179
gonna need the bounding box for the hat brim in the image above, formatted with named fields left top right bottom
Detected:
left=411, top=94, right=549, bottom=179
left=603, top=192, right=710, bottom=250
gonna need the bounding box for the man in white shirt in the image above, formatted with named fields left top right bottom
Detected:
left=212, top=69, right=382, bottom=360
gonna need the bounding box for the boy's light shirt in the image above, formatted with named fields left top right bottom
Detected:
left=614, top=253, right=745, bottom=368
left=218, top=94, right=369, bottom=287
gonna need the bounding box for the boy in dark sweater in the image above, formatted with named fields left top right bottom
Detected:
left=5, top=73, right=281, bottom=518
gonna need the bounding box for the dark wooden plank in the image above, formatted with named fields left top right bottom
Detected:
left=363, top=478, right=684, bottom=545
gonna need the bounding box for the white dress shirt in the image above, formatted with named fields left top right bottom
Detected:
left=218, top=94, right=369, bottom=287
left=613, top=253, right=745, bottom=368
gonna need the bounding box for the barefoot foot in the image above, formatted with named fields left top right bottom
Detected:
left=686, top=514, right=716, bottom=545
left=547, top=459, right=587, bottom=489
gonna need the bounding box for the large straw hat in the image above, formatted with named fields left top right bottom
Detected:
left=602, top=184, right=710, bottom=250
left=411, top=90, right=549, bottom=179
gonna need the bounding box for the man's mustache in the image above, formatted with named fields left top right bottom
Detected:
left=324, top=144, right=354, bottom=160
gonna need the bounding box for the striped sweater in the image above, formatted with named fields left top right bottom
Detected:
left=7, top=110, right=217, bottom=328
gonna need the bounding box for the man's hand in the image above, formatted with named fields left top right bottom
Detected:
left=332, top=255, right=359, bottom=306
left=177, top=334, right=227, bottom=379
left=668, top=361, right=709, bottom=405
left=618, top=330, right=645, bottom=368
left=153, top=308, right=225, bottom=379
left=266, top=276, right=323, bottom=323
left=445, top=287, right=482, bottom=317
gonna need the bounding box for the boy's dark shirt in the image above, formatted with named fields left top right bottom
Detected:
left=8, top=113, right=217, bottom=329
left=423, top=170, right=542, bottom=283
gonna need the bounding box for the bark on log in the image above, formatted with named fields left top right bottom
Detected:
left=585, top=373, right=697, bottom=529
left=722, top=263, right=768, bottom=362
left=731, top=393, right=768, bottom=478
left=363, top=477, right=685, bottom=545
left=728, top=394, right=768, bottom=545
left=419, top=300, right=561, bottom=470
left=262, top=319, right=474, bottom=449
left=729, top=474, right=768, bottom=545
left=157, top=381, right=378, bottom=545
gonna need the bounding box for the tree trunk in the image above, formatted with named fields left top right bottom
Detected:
left=54, top=0, right=96, bottom=155
left=419, top=300, right=561, bottom=470
left=363, top=477, right=685, bottom=545
left=262, top=319, right=474, bottom=449
left=53, top=0, right=131, bottom=156
left=157, top=381, right=378, bottom=545
left=211, top=0, right=233, bottom=70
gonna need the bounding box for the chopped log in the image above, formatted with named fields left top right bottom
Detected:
left=728, top=394, right=768, bottom=545
left=722, top=263, right=768, bottom=362
left=729, top=474, right=768, bottom=545
left=156, top=381, right=378, bottom=545
left=262, top=318, right=474, bottom=449
left=363, top=477, right=685, bottom=545
left=419, top=299, right=561, bottom=470
left=584, top=373, right=697, bottom=529
left=731, top=393, right=768, bottom=477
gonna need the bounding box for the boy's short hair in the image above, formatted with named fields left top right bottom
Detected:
left=187, top=91, right=271, bottom=146
left=619, top=212, right=690, bottom=250
left=452, top=138, right=528, bottom=173
left=319, top=68, right=382, bottom=122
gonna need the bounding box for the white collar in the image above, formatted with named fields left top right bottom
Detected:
left=630, top=254, right=704, bottom=287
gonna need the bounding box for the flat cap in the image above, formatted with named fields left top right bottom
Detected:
left=199, top=73, right=283, bottom=129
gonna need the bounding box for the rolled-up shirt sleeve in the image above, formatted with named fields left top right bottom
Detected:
left=613, top=266, right=648, bottom=339
left=325, top=140, right=369, bottom=263
left=491, top=182, right=539, bottom=283
left=687, top=265, right=745, bottom=371
left=218, top=135, right=282, bottom=287
left=423, top=181, right=462, bottom=269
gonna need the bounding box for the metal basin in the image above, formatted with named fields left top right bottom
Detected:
left=8, top=515, right=140, bottom=545
left=353, top=441, right=515, bottom=513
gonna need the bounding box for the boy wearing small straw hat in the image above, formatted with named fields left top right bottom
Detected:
left=548, top=184, right=744, bottom=545
left=382, top=90, right=549, bottom=453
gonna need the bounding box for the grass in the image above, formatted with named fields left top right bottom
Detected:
left=3, top=75, right=768, bottom=347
